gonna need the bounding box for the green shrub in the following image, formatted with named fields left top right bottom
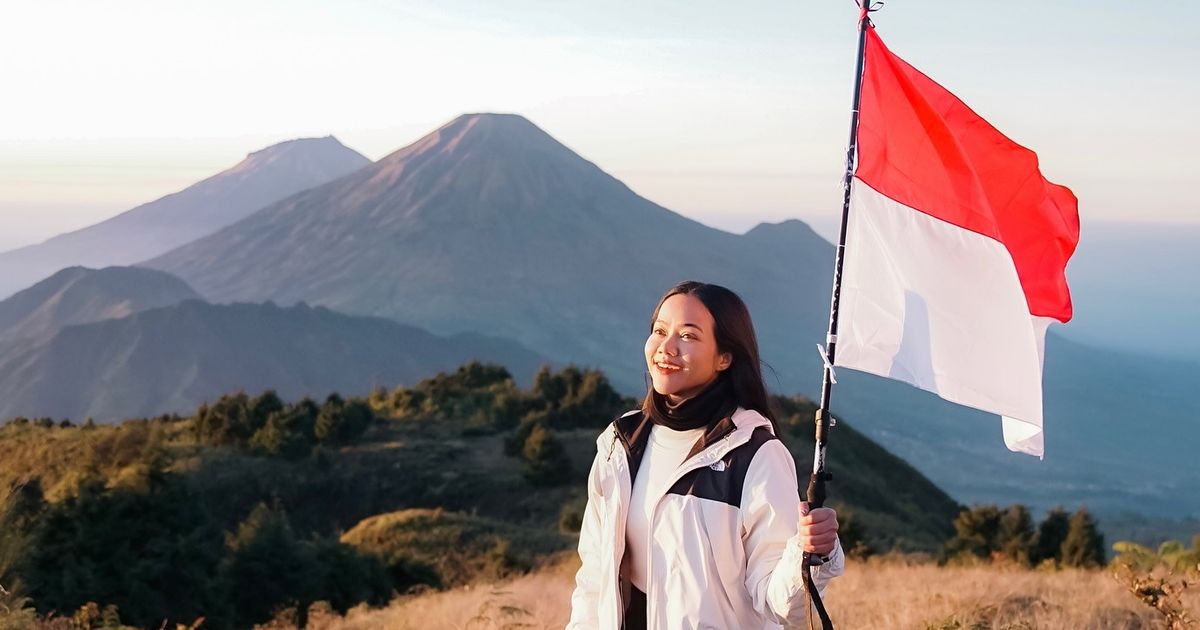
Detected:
left=520, top=423, right=571, bottom=487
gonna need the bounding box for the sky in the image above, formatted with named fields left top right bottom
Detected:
left=0, top=0, right=1196, bottom=251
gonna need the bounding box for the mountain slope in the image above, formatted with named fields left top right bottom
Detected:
left=0, top=300, right=545, bottom=422
left=0, top=266, right=200, bottom=343
left=0, top=136, right=370, bottom=298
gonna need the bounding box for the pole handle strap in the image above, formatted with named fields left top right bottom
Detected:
left=803, top=564, right=835, bottom=630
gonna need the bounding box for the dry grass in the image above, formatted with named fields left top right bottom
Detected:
left=283, top=552, right=1197, bottom=630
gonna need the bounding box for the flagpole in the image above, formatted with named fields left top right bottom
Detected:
left=801, top=4, right=872, bottom=628
left=806, top=0, right=871, bottom=521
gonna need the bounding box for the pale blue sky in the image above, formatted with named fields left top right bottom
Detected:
left=1, top=0, right=1195, bottom=250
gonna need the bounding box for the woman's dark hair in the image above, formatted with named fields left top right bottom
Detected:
left=641, top=280, right=780, bottom=437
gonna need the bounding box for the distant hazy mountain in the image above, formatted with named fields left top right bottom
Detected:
left=0, top=300, right=545, bottom=422
left=0, top=266, right=200, bottom=344
left=141, top=113, right=1199, bottom=517
left=1058, top=221, right=1200, bottom=360
left=0, top=136, right=370, bottom=299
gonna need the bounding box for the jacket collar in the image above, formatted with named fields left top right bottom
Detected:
left=608, top=406, right=773, bottom=480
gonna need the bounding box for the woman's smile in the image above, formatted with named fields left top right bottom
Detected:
left=653, top=360, right=682, bottom=374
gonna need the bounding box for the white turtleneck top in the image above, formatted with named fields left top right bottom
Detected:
left=623, top=423, right=706, bottom=592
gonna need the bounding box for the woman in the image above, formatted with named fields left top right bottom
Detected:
left=567, top=281, right=844, bottom=630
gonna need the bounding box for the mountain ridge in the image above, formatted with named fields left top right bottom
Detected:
left=0, top=299, right=547, bottom=422
left=0, top=136, right=371, bottom=298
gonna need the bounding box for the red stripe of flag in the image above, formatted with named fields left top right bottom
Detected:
left=855, top=26, right=1080, bottom=323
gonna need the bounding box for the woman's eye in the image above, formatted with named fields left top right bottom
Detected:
left=680, top=333, right=694, bottom=340
left=652, top=328, right=665, bottom=336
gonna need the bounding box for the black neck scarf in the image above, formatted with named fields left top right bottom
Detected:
left=646, top=375, right=737, bottom=432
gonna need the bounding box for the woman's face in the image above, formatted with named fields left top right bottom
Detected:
left=645, top=293, right=732, bottom=403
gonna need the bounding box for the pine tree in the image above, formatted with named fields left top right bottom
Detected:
left=249, top=390, right=284, bottom=430
left=1060, top=507, right=1105, bottom=568
left=996, top=504, right=1036, bottom=566
left=943, top=505, right=1001, bottom=561
left=220, top=503, right=319, bottom=628
left=1034, top=506, right=1071, bottom=565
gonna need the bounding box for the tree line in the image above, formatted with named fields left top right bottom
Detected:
left=943, top=504, right=1106, bottom=568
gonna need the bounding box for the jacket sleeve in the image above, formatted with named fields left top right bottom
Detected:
left=566, top=446, right=606, bottom=629
left=741, top=439, right=845, bottom=626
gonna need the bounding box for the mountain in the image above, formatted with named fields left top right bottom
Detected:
left=0, top=299, right=545, bottom=422
left=0, top=266, right=200, bottom=344
left=0, top=136, right=370, bottom=299
left=144, top=113, right=833, bottom=386
left=141, top=113, right=1200, bottom=517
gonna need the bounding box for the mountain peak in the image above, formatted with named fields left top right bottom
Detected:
left=744, top=219, right=823, bottom=241
left=245, top=135, right=345, bottom=157
left=376, top=112, right=571, bottom=168
left=232, top=136, right=366, bottom=175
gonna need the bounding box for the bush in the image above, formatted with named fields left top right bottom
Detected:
left=1111, top=537, right=1199, bottom=628
left=314, top=397, right=373, bottom=445
left=193, top=392, right=261, bottom=446
left=250, top=404, right=317, bottom=459
left=520, top=423, right=571, bottom=487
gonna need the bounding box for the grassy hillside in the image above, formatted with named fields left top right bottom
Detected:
left=0, top=362, right=960, bottom=628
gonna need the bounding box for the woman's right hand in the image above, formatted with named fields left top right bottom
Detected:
left=797, top=501, right=839, bottom=556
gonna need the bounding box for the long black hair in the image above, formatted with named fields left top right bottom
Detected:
left=641, top=280, right=781, bottom=437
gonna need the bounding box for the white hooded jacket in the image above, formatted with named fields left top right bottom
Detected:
left=567, top=406, right=844, bottom=629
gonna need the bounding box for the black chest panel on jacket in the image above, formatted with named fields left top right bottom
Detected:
left=664, top=425, right=778, bottom=508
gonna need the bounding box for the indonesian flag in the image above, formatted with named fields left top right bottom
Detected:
left=834, top=25, right=1080, bottom=458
